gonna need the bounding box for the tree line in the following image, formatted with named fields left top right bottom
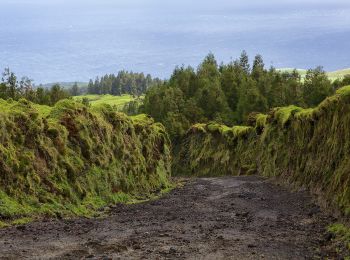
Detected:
left=143, top=52, right=350, bottom=141
left=0, top=69, right=162, bottom=106
left=86, top=71, right=162, bottom=96
left=0, top=68, right=69, bottom=106
left=1, top=52, right=350, bottom=129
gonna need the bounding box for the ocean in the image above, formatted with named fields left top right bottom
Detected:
left=0, top=0, right=349, bottom=84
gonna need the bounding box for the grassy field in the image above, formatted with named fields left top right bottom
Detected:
left=30, top=95, right=138, bottom=117
left=327, top=68, right=350, bottom=81
left=278, top=68, right=350, bottom=81
left=73, top=94, right=137, bottom=108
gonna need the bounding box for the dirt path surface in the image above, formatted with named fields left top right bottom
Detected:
left=0, top=176, right=337, bottom=259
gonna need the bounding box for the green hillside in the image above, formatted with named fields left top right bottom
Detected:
left=278, top=68, right=350, bottom=81
left=73, top=94, right=139, bottom=108
left=327, top=68, right=350, bottom=81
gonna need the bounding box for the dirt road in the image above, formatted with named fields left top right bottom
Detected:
left=0, top=176, right=338, bottom=259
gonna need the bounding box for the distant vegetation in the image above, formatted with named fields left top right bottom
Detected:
left=72, top=94, right=144, bottom=116
left=42, top=82, right=88, bottom=90
left=0, top=68, right=70, bottom=106
left=1, top=52, right=350, bottom=141
left=278, top=68, right=350, bottom=83
left=0, top=69, right=156, bottom=112
left=73, top=94, right=135, bottom=107
left=86, top=71, right=162, bottom=96
left=143, top=52, right=350, bottom=142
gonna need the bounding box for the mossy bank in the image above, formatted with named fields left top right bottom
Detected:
left=0, top=99, right=171, bottom=221
left=178, top=85, right=350, bottom=216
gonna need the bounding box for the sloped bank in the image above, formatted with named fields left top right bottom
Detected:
left=0, top=99, right=171, bottom=221
left=177, top=86, right=350, bottom=215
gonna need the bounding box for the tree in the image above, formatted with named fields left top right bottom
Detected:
left=169, top=66, right=196, bottom=97
left=252, top=54, right=265, bottom=80
left=94, top=77, right=100, bottom=94
left=50, top=84, right=69, bottom=105
left=303, top=67, right=333, bottom=107
left=342, top=75, right=350, bottom=86
left=70, top=82, right=79, bottom=96
left=239, top=50, right=250, bottom=74
left=87, top=71, right=159, bottom=96
left=220, top=63, right=239, bottom=112
left=236, top=78, right=267, bottom=122
left=36, top=87, right=50, bottom=105
left=0, top=83, right=7, bottom=100
left=2, top=68, right=18, bottom=99
left=88, top=79, right=94, bottom=94
left=333, top=74, right=350, bottom=90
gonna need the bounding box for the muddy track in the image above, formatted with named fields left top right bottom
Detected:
left=0, top=176, right=339, bottom=259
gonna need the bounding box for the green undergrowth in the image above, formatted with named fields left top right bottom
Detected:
left=177, top=85, right=350, bottom=216
left=328, top=223, right=350, bottom=256
left=0, top=98, right=171, bottom=222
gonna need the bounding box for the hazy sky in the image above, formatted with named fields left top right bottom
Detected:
left=0, top=0, right=349, bottom=83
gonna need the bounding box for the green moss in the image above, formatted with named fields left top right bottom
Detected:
left=274, top=105, right=303, bottom=127
left=11, top=217, right=33, bottom=226
left=255, top=113, right=268, bottom=128
left=178, top=85, right=350, bottom=215
left=0, top=221, right=9, bottom=228
left=295, top=108, right=314, bottom=120
left=328, top=224, right=350, bottom=251
left=190, top=123, right=207, bottom=133
left=0, top=98, right=171, bottom=220
left=232, top=126, right=254, bottom=138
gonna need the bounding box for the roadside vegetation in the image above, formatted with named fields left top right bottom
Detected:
left=177, top=85, right=350, bottom=255
left=178, top=85, right=350, bottom=215
left=0, top=98, right=171, bottom=225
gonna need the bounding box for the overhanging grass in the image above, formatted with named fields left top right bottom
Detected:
left=178, top=85, right=350, bottom=216
left=0, top=98, right=171, bottom=223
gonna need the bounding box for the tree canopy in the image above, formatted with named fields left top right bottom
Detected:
left=143, top=52, right=343, bottom=142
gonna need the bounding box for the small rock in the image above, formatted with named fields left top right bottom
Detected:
left=308, top=206, right=320, bottom=216
left=324, top=232, right=335, bottom=241
left=16, top=225, right=26, bottom=231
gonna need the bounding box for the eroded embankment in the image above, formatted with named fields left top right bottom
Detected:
left=177, top=86, right=350, bottom=216
left=0, top=99, right=171, bottom=224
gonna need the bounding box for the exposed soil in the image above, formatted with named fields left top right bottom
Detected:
left=0, top=176, right=341, bottom=259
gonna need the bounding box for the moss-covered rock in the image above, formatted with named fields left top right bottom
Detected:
left=178, top=85, right=350, bottom=215
left=0, top=99, right=171, bottom=219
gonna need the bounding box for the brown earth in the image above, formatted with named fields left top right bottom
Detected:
left=0, top=176, right=341, bottom=259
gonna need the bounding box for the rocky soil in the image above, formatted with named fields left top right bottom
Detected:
left=0, top=176, right=341, bottom=259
